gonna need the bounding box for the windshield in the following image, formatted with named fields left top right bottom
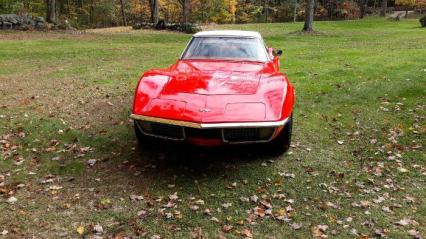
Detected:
left=182, top=37, right=269, bottom=62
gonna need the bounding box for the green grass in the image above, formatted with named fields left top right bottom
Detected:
left=0, top=18, right=425, bottom=238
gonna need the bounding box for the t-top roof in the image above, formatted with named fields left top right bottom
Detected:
left=193, top=30, right=262, bottom=38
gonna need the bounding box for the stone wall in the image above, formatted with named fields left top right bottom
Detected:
left=0, top=14, right=75, bottom=31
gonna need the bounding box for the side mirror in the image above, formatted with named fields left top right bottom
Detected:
left=275, top=49, right=283, bottom=57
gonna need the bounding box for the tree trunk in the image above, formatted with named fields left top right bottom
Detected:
left=359, top=0, right=367, bottom=19
left=303, top=0, right=314, bottom=31
left=46, top=0, right=56, bottom=23
left=264, top=0, right=268, bottom=23
left=149, top=0, right=159, bottom=24
left=380, top=0, right=387, bottom=17
left=180, top=0, right=190, bottom=24
left=293, top=0, right=298, bottom=22
left=120, top=0, right=127, bottom=26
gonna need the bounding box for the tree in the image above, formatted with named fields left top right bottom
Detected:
left=148, top=0, right=159, bottom=24
left=264, top=0, right=268, bottom=22
left=395, top=0, right=420, bottom=17
left=46, top=0, right=56, bottom=23
left=358, top=0, right=368, bottom=18
left=120, top=0, right=127, bottom=25
left=303, top=0, right=315, bottom=31
left=380, top=0, right=387, bottom=16
left=293, top=0, right=299, bottom=22
left=178, top=0, right=190, bottom=23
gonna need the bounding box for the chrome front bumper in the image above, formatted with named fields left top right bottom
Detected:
left=130, top=114, right=289, bottom=129
left=130, top=114, right=289, bottom=144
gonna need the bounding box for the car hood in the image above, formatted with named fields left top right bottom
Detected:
left=162, top=60, right=264, bottom=95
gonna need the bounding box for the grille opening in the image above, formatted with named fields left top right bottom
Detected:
left=223, top=127, right=275, bottom=142
left=185, top=128, right=222, bottom=139
left=137, top=120, right=276, bottom=143
left=138, top=121, right=184, bottom=140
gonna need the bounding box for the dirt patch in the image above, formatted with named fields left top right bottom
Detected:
left=84, top=26, right=133, bottom=34
left=0, top=72, right=132, bottom=130
left=0, top=30, right=94, bottom=41
left=288, top=30, right=326, bottom=35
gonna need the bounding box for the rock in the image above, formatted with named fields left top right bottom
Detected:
left=132, top=21, right=201, bottom=34
left=2, top=22, right=12, bottom=29
left=25, top=18, right=35, bottom=26
left=35, top=21, right=47, bottom=30
left=35, top=16, right=45, bottom=23
left=0, top=14, right=75, bottom=31
left=17, top=24, right=31, bottom=31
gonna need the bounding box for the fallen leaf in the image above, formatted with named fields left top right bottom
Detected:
left=6, top=196, right=17, bottom=204
left=311, top=224, right=328, bottom=238
left=291, top=222, right=303, bottom=230
left=395, top=218, right=418, bottom=226
left=130, top=194, right=144, bottom=201
left=241, top=228, right=253, bottom=238
left=397, top=167, right=409, bottom=173
left=190, top=205, right=199, bottom=211
left=240, top=196, right=249, bottom=202
left=203, top=208, right=211, bottom=215
left=374, top=228, right=387, bottom=237
left=93, top=224, right=103, bottom=234
left=250, top=195, right=258, bottom=203
left=191, top=227, right=203, bottom=239
left=137, top=210, right=148, bottom=218
left=168, top=192, right=178, bottom=201
left=222, top=225, right=233, bottom=233
left=76, top=225, right=85, bottom=235
left=87, top=159, right=97, bottom=167
left=408, top=229, right=421, bottom=238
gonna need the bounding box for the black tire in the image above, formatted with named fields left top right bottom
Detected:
left=267, top=114, right=293, bottom=155
left=134, top=121, right=152, bottom=147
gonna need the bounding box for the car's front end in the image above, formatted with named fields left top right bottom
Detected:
left=130, top=30, right=295, bottom=151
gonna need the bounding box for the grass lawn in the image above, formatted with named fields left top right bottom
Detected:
left=0, top=18, right=425, bottom=238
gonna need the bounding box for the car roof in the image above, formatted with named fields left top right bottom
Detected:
left=193, top=30, right=262, bottom=38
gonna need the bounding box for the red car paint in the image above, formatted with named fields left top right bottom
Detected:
left=132, top=54, right=295, bottom=146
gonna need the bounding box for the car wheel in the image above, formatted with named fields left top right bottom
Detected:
left=268, top=114, right=293, bottom=155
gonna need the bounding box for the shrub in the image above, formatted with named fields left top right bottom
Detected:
left=133, top=21, right=201, bottom=34
left=420, top=16, right=426, bottom=27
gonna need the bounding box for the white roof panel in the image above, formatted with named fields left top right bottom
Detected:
left=193, top=30, right=262, bottom=38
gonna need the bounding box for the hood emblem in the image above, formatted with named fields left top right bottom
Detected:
left=199, top=108, right=211, bottom=112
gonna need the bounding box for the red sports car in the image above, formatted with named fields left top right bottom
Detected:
left=131, top=30, right=295, bottom=153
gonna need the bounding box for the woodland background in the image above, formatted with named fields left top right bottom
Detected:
left=1, top=0, right=426, bottom=29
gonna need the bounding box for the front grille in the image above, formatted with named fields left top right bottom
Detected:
left=223, top=128, right=275, bottom=143
left=223, top=128, right=260, bottom=142
left=137, top=120, right=276, bottom=143
left=185, top=128, right=222, bottom=139
left=138, top=121, right=184, bottom=140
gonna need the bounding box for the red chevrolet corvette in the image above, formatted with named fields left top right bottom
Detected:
left=131, top=30, right=295, bottom=154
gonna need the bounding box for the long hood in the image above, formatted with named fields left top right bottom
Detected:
left=133, top=60, right=292, bottom=123
left=162, top=60, right=264, bottom=95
